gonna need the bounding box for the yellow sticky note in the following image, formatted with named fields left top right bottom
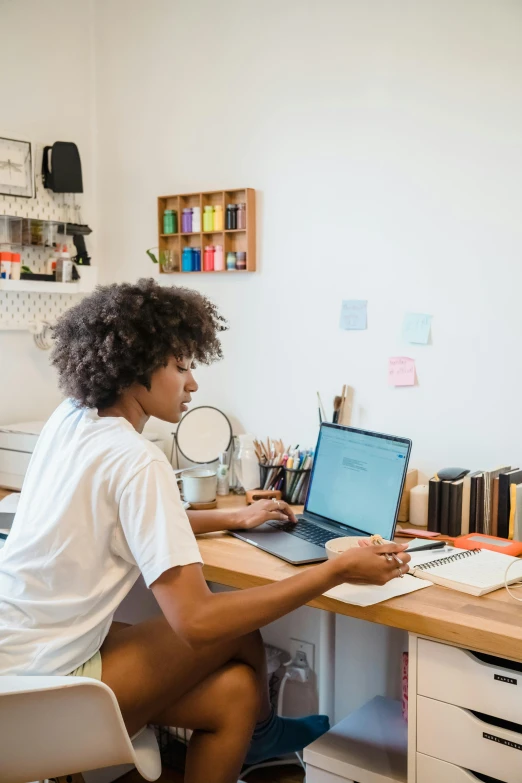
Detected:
left=388, top=357, right=416, bottom=387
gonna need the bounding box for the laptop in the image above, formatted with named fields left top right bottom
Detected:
left=231, top=423, right=412, bottom=565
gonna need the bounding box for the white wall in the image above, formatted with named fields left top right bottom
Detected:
left=94, top=0, right=522, bottom=476
left=0, top=0, right=96, bottom=422
left=92, top=0, right=522, bottom=719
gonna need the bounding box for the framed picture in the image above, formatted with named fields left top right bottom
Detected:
left=0, top=137, right=33, bottom=198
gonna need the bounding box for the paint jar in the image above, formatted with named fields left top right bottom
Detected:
left=192, top=206, right=201, bottom=233
left=226, top=204, right=237, bottom=230
left=182, top=208, right=193, bottom=233
left=213, top=204, right=224, bottom=230
left=203, top=245, right=214, bottom=272
left=214, top=245, right=224, bottom=271
left=182, top=247, right=193, bottom=272
left=203, top=206, right=214, bottom=232
left=163, top=209, right=177, bottom=234
left=236, top=203, right=246, bottom=229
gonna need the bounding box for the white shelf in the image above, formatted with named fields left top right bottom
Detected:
left=0, top=280, right=83, bottom=294
left=0, top=267, right=98, bottom=294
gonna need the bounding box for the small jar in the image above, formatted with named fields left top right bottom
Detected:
left=192, top=206, right=201, bottom=233
left=182, top=208, right=193, bottom=233
left=203, top=245, right=214, bottom=272
left=192, top=247, right=201, bottom=272
left=236, top=251, right=246, bottom=271
left=236, top=203, right=246, bottom=229
left=226, top=251, right=236, bottom=270
left=226, top=204, right=237, bottom=230
left=213, top=204, right=224, bottom=231
left=214, top=244, right=224, bottom=271
left=182, top=247, right=194, bottom=272
left=0, top=252, right=12, bottom=279
left=203, top=205, right=214, bottom=232
left=9, top=252, right=21, bottom=280
left=163, top=209, right=177, bottom=234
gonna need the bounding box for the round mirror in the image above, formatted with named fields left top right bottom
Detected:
left=175, top=406, right=232, bottom=464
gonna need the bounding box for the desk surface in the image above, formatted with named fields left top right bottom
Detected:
left=201, top=495, right=522, bottom=661
left=2, top=488, right=521, bottom=661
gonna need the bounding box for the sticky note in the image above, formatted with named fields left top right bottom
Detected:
left=402, top=313, right=431, bottom=345
left=340, top=300, right=367, bottom=330
left=388, top=357, right=416, bottom=387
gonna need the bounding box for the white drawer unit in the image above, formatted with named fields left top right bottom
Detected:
left=418, top=638, right=522, bottom=725
left=305, top=696, right=407, bottom=783
left=416, top=753, right=507, bottom=783
left=417, top=696, right=522, bottom=783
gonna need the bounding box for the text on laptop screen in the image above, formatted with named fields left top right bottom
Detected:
left=306, top=427, right=410, bottom=539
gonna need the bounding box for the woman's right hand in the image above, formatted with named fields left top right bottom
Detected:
left=329, top=543, right=411, bottom=586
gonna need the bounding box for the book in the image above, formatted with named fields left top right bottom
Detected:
left=427, top=476, right=441, bottom=533
left=483, top=466, right=511, bottom=536
left=509, top=484, right=517, bottom=540
left=475, top=474, right=485, bottom=534
left=468, top=472, right=483, bottom=534
left=498, top=469, right=522, bottom=539
left=440, top=480, right=452, bottom=535
left=410, top=547, right=522, bottom=596
left=448, top=479, right=463, bottom=538
left=492, top=477, right=500, bottom=537
left=513, top=483, right=522, bottom=542
left=460, top=474, right=471, bottom=536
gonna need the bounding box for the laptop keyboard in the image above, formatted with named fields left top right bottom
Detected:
left=267, top=520, right=336, bottom=547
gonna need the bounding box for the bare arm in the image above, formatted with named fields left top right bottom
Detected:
left=151, top=543, right=410, bottom=648
left=187, top=498, right=297, bottom=535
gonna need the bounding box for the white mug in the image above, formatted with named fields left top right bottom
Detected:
left=181, top=469, right=217, bottom=504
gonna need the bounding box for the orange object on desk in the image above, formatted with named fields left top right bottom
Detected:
left=454, top=533, right=522, bottom=557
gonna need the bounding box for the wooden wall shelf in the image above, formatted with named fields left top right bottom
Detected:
left=157, top=189, right=256, bottom=274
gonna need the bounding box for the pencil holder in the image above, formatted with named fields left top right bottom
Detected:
left=283, top=468, right=312, bottom=505
left=258, top=463, right=285, bottom=491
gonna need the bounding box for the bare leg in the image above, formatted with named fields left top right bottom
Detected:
left=100, top=617, right=270, bottom=782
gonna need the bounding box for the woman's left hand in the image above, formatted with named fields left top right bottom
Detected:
left=231, top=498, right=297, bottom=530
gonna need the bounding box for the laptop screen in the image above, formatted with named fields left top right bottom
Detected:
left=305, top=424, right=411, bottom=540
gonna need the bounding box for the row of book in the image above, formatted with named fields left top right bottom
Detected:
left=428, top=466, right=522, bottom=539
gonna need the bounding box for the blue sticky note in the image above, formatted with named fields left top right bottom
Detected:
left=340, top=300, right=367, bottom=330
left=402, top=313, right=431, bottom=345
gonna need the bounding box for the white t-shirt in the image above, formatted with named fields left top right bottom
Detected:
left=0, top=399, right=202, bottom=676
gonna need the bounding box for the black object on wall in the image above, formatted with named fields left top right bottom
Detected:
left=42, top=142, right=83, bottom=193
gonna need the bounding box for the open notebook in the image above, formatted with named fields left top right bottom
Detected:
left=410, top=547, right=522, bottom=596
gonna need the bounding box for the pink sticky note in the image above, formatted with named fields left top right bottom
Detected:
left=388, top=356, right=416, bottom=387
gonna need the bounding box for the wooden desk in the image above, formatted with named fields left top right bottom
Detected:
left=3, top=487, right=521, bottom=660
left=203, top=495, right=522, bottom=662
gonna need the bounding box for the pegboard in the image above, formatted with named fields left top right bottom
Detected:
left=0, top=142, right=88, bottom=330
left=0, top=291, right=82, bottom=331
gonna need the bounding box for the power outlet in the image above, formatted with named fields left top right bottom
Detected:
left=290, top=638, right=315, bottom=671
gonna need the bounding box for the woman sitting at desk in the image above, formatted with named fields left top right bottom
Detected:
left=0, top=279, right=410, bottom=783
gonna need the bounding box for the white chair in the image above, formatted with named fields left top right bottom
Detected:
left=0, top=676, right=162, bottom=783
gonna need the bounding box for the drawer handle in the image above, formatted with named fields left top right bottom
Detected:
left=483, top=732, right=522, bottom=752
left=494, top=674, right=518, bottom=685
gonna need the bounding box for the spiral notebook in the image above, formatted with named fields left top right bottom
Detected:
left=411, top=547, right=522, bottom=596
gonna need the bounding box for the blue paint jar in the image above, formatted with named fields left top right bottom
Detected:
left=182, top=247, right=193, bottom=272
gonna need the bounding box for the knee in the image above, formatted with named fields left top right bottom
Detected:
left=219, top=662, right=261, bottom=722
